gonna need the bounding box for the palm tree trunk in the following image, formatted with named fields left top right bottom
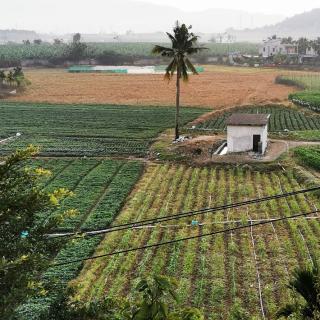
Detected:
left=175, top=67, right=180, bottom=140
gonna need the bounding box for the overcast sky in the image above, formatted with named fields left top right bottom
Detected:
left=1, top=0, right=319, bottom=33
left=145, top=0, right=319, bottom=15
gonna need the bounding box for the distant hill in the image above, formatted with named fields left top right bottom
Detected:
left=228, top=9, right=320, bottom=42
left=0, top=0, right=284, bottom=35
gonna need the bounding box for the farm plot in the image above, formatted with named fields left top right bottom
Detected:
left=4, top=67, right=293, bottom=107
left=195, top=105, right=320, bottom=132
left=16, top=158, right=143, bottom=319
left=294, top=146, right=320, bottom=170
left=71, top=163, right=320, bottom=319
left=0, top=103, right=206, bottom=156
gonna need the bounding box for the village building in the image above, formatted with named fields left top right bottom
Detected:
left=259, top=38, right=297, bottom=58
left=226, top=113, right=270, bottom=154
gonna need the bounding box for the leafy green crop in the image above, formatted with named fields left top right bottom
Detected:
left=0, top=103, right=207, bottom=156
left=195, top=105, right=320, bottom=132
left=294, top=146, right=320, bottom=170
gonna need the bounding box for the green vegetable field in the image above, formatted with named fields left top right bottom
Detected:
left=0, top=103, right=206, bottom=156
left=294, top=146, right=320, bottom=170
left=276, top=74, right=320, bottom=112
left=16, top=158, right=143, bottom=319
left=70, top=163, right=320, bottom=319
left=289, top=91, right=320, bottom=112
left=195, top=105, right=320, bottom=132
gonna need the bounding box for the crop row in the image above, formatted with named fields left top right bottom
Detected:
left=71, top=164, right=320, bottom=319
left=0, top=103, right=206, bottom=156
left=294, top=146, right=320, bottom=170
left=15, top=158, right=143, bottom=320
left=195, top=105, right=320, bottom=132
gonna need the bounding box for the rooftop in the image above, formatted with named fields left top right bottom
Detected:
left=226, top=113, right=270, bottom=126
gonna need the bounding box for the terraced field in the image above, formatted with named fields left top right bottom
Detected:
left=16, top=158, right=143, bottom=319
left=195, top=105, right=320, bottom=132
left=71, top=164, right=320, bottom=319
left=0, top=103, right=206, bottom=156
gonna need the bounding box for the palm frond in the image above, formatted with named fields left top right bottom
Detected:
left=166, top=32, right=177, bottom=46
left=164, top=58, right=177, bottom=81
left=186, top=47, right=208, bottom=55
left=290, top=267, right=318, bottom=306
left=185, top=58, right=198, bottom=75
left=152, top=45, right=173, bottom=55
left=180, top=61, right=189, bottom=82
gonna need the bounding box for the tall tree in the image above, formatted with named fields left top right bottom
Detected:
left=152, top=22, right=206, bottom=140
left=277, top=261, right=320, bottom=319
left=73, top=33, right=81, bottom=43
left=0, top=146, right=74, bottom=319
left=67, top=33, right=87, bottom=62
left=295, top=37, right=311, bottom=55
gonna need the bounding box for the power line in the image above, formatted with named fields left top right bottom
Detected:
left=48, top=186, right=320, bottom=239
left=52, top=210, right=317, bottom=267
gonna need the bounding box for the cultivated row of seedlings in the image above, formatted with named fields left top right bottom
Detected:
left=16, top=158, right=143, bottom=319
left=72, top=164, right=320, bottom=320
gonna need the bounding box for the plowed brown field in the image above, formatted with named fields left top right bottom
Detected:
left=6, top=66, right=296, bottom=109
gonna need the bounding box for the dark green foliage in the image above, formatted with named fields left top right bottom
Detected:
left=196, top=105, right=320, bottom=132
left=0, top=103, right=206, bottom=156
left=276, top=262, right=320, bottom=319
left=0, top=147, right=72, bottom=319
left=294, top=147, right=320, bottom=170
left=289, top=91, right=320, bottom=112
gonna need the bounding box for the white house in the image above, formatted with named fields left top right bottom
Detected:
left=259, top=38, right=297, bottom=58
left=226, top=114, right=270, bottom=154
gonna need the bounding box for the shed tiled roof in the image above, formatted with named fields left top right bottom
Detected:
left=226, top=113, right=270, bottom=126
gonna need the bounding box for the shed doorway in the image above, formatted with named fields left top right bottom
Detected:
left=253, top=134, right=261, bottom=152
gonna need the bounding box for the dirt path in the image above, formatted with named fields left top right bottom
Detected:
left=175, top=135, right=320, bottom=164
left=4, top=67, right=295, bottom=108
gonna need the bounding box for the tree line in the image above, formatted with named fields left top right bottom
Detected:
left=280, top=36, right=320, bottom=55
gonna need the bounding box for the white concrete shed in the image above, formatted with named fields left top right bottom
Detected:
left=226, top=113, right=270, bottom=154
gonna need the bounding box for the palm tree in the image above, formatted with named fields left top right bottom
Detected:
left=152, top=22, right=206, bottom=140
left=277, top=261, right=320, bottom=319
